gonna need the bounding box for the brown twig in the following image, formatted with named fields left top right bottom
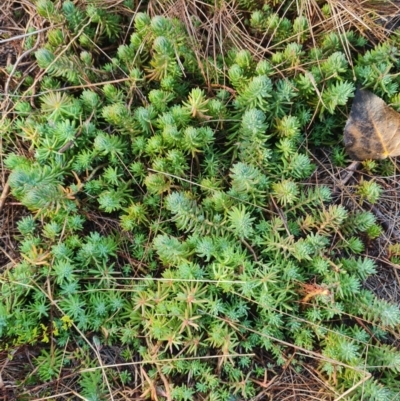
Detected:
left=333, top=160, right=400, bottom=241
left=333, top=160, right=361, bottom=195
left=3, top=15, right=43, bottom=100
left=371, top=204, right=400, bottom=243
left=0, top=180, right=10, bottom=214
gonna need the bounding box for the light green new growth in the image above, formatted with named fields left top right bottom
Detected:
left=1, top=1, right=400, bottom=400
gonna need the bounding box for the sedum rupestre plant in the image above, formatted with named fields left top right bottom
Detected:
left=1, top=1, right=400, bottom=399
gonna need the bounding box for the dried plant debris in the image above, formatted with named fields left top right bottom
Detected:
left=2, top=1, right=400, bottom=401
left=344, top=87, right=400, bottom=160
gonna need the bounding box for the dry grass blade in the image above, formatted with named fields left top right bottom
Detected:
left=303, top=0, right=399, bottom=43
left=147, top=0, right=269, bottom=86
left=0, top=0, right=47, bottom=106
left=147, top=0, right=400, bottom=79
left=2, top=1, right=400, bottom=400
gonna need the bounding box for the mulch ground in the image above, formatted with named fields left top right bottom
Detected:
left=1, top=1, right=400, bottom=400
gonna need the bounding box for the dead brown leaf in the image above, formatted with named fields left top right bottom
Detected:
left=344, top=87, right=400, bottom=160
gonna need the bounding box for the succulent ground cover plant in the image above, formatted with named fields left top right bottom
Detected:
left=1, top=0, right=400, bottom=400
